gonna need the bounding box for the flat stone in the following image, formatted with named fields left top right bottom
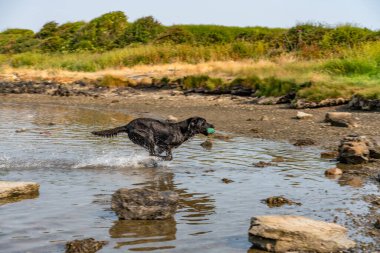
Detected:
left=111, top=188, right=179, bottom=220
left=166, top=115, right=178, bottom=123
left=296, top=111, right=313, bottom=119
left=249, top=215, right=356, bottom=252
left=325, top=112, right=358, bottom=128
left=0, top=181, right=39, bottom=199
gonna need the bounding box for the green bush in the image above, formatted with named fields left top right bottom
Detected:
left=182, top=75, right=225, bottom=90
left=256, top=77, right=298, bottom=97
left=122, top=16, right=164, bottom=45
left=0, top=11, right=378, bottom=56
left=230, top=76, right=261, bottom=88
left=35, top=21, right=59, bottom=39
left=155, top=27, right=194, bottom=44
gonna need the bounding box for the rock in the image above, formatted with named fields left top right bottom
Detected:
left=271, top=156, right=285, bottom=163
left=52, top=85, right=71, bottom=97
left=15, top=128, right=27, bottom=133
left=200, top=139, right=213, bottom=150
left=260, top=115, right=269, bottom=121
left=338, top=134, right=376, bottom=164
left=248, top=215, right=356, bottom=252
left=375, top=218, right=380, bottom=229
left=253, top=161, right=273, bottom=168
left=256, top=97, right=280, bottom=105
left=293, top=138, right=315, bottom=146
left=320, top=151, right=339, bottom=159
left=166, top=115, right=178, bottom=123
left=348, top=94, right=380, bottom=111
left=111, top=188, right=179, bottom=220
left=325, top=168, right=343, bottom=176
left=364, top=194, right=380, bottom=206
left=277, top=91, right=296, bottom=104
left=263, top=196, right=301, bottom=207
left=291, top=98, right=349, bottom=109
left=325, top=112, right=358, bottom=128
left=369, top=146, right=380, bottom=159
left=65, top=238, right=107, bottom=253
left=231, top=86, right=253, bottom=96
left=376, top=173, right=380, bottom=183
left=296, top=111, right=313, bottom=120
left=0, top=181, right=39, bottom=199
left=221, top=178, right=234, bottom=184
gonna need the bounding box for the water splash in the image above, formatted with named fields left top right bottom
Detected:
left=72, top=151, right=164, bottom=169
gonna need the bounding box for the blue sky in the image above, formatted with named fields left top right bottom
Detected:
left=0, top=0, right=379, bottom=32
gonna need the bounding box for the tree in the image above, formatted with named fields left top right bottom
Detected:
left=36, top=21, right=59, bottom=39
left=155, top=27, right=194, bottom=44
left=122, top=16, right=164, bottom=44
left=75, top=11, right=128, bottom=50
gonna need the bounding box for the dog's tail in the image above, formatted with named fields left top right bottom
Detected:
left=91, top=125, right=128, bottom=137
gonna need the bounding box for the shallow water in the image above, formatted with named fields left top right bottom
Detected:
left=0, top=103, right=378, bottom=253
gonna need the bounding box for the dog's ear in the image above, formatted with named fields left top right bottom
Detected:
left=187, top=118, right=198, bottom=134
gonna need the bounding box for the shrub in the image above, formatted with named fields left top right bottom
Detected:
left=122, top=16, right=164, bottom=45
left=182, top=75, right=224, bottom=90
left=97, top=75, right=131, bottom=87
left=155, top=27, right=194, bottom=44
left=256, top=77, right=298, bottom=97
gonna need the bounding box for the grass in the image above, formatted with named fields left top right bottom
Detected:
left=0, top=42, right=379, bottom=102
left=0, top=43, right=270, bottom=72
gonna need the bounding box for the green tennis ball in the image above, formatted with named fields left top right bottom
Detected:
left=207, top=128, right=215, bottom=134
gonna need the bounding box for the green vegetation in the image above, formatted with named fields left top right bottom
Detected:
left=0, top=11, right=379, bottom=102
left=1, top=11, right=378, bottom=55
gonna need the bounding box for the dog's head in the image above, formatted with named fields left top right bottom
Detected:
left=187, top=117, right=214, bottom=136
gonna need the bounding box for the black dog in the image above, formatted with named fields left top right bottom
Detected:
left=92, top=117, right=214, bottom=161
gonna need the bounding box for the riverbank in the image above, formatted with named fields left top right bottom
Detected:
left=1, top=91, right=380, bottom=251
left=2, top=91, right=380, bottom=149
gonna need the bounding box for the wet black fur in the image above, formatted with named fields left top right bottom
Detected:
left=91, top=117, right=214, bottom=161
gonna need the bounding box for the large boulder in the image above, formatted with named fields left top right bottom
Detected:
left=325, top=112, right=358, bottom=128
left=338, top=134, right=380, bottom=164
left=0, top=181, right=39, bottom=200
left=248, top=215, right=356, bottom=252
left=111, top=188, right=179, bottom=220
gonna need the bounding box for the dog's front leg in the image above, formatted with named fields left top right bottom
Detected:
left=162, top=149, right=173, bottom=161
